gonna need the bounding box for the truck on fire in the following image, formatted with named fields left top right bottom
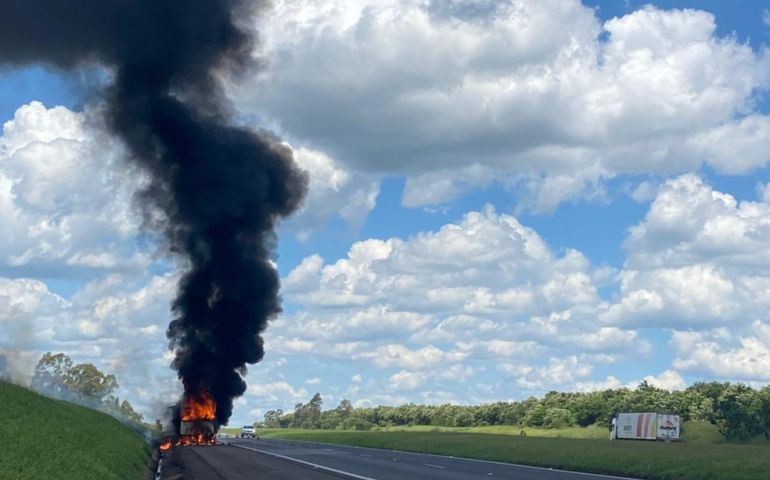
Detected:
left=610, top=413, right=680, bottom=441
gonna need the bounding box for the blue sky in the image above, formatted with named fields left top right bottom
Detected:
left=2, top=0, right=770, bottom=424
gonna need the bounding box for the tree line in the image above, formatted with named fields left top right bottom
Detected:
left=262, top=381, right=770, bottom=441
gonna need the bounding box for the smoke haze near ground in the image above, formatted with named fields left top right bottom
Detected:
left=0, top=0, right=308, bottom=425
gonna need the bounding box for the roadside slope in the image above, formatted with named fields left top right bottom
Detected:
left=0, top=380, right=151, bottom=480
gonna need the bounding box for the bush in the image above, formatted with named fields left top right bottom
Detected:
left=453, top=411, right=475, bottom=427
left=339, top=417, right=374, bottom=431
left=543, top=408, right=576, bottom=429
left=523, top=405, right=547, bottom=427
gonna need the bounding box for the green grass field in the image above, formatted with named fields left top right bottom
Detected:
left=374, top=424, right=609, bottom=439
left=255, top=425, right=770, bottom=480
left=0, top=381, right=152, bottom=480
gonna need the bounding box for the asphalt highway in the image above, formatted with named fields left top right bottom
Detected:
left=162, top=436, right=637, bottom=480
left=160, top=443, right=343, bottom=480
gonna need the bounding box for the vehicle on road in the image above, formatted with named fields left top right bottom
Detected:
left=240, top=425, right=256, bottom=438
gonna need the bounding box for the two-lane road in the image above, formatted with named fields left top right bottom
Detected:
left=162, top=436, right=636, bottom=480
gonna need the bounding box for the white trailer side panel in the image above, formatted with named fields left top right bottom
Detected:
left=656, top=414, right=681, bottom=441
left=616, top=413, right=657, bottom=440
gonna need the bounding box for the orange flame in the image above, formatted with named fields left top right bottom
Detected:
left=158, top=388, right=218, bottom=452
left=181, top=390, right=216, bottom=422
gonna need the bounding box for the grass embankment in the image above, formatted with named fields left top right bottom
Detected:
left=258, top=425, right=770, bottom=480
left=0, top=381, right=152, bottom=480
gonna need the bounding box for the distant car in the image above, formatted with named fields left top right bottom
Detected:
left=239, top=425, right=256, bottom=438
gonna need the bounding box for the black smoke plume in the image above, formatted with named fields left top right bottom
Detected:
left=0, top=1, right=307, bottom=426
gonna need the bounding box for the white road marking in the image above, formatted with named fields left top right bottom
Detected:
left=231, top=443, right=378, bottom=480
left=359, top=454, right=374, bottom=458
left=423, top=463, right=447, bottom=469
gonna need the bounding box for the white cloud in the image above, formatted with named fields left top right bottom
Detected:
left=273, top=206, right=656, bottom=400
left=283, top=146, right=380, bottom=239
left=500, top=356, right=594, bottom=391
left=0, top=278, right=65, bottom=348
left=671, top=325, right=770, bottom=382
left=608, top=174, right=770, bottom=329
left=574, top=376, right=624, bottom=392
left=284, top=206, right=597, bottom=315
left=643, top=370, right=686, bottom=391
left=247, top=381, right=309, bottom=404
left=629, top=181, right=658, bottom=203
left=236, top=1, right=770, bottom=210
left=0, top=102, right=150, bottom=275
left=356, top=344, right=467, bottom=370
left=389, top=370, right=427, bottom=390
left=437, top=364, right=476, bottom=382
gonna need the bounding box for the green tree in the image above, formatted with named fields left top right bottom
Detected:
left=336, top=399, right=353, bottom=417
left=66, top=363, right=119, bottom=404
left=306, top=393, right=323, bottom=428
left=119, top=400, right=144, bottom=423
left=31, top=352, right=74, bottom=397
left=543, top=408, right=575, bottom=429
left=264, top=409, right=284, bottom=428
left=716, top=384, right=762, bottom=440
left=523, top=404, right=547, bottom=427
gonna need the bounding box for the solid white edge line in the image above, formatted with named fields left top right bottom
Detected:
left=154, top=457, right=163, bottom=480
left=231, top=443, right=378, bottom=480
left=255, top=437, right=639, bottom=480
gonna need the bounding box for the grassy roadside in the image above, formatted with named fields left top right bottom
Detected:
left=375, top=424, right=609, bottom=439
left=221, top=424, right=608, bottom=439
left=256, top=427, right=770, bottom=480
left=0, top=380, right=152, bottom=480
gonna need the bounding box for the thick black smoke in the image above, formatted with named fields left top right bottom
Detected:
left=0, top=1, right=307, bottom=425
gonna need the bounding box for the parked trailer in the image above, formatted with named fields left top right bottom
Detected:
left=656, top=414, right=681, bottom=441
left=611, top=413, right=680, bottom=441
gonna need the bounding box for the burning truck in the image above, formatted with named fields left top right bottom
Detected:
left=160, top=389, right=218, bottom=451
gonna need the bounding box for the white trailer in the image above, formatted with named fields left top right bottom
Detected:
left=611, top=413, right=680, bottom=441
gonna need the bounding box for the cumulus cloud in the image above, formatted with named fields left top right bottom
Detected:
left=236, top=1, right=770, bottom=210
left=283, top=146, right=380, bottom=240
left=500, top=356, right=594, bottom=391
left=0, top=102, right=147, bottom=275
left=606, top=174, right=770, bottom=329
left=671, top=325, right=770, bottom=382
left=643, top=370, right=686, bottom=391
left=389, top=370, right=427, bottom=390
left=247, top=381, right=309, bottom=404
left=284, top=206, right=600, bottom=315
left=274, top=207, right=648, bottom=399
